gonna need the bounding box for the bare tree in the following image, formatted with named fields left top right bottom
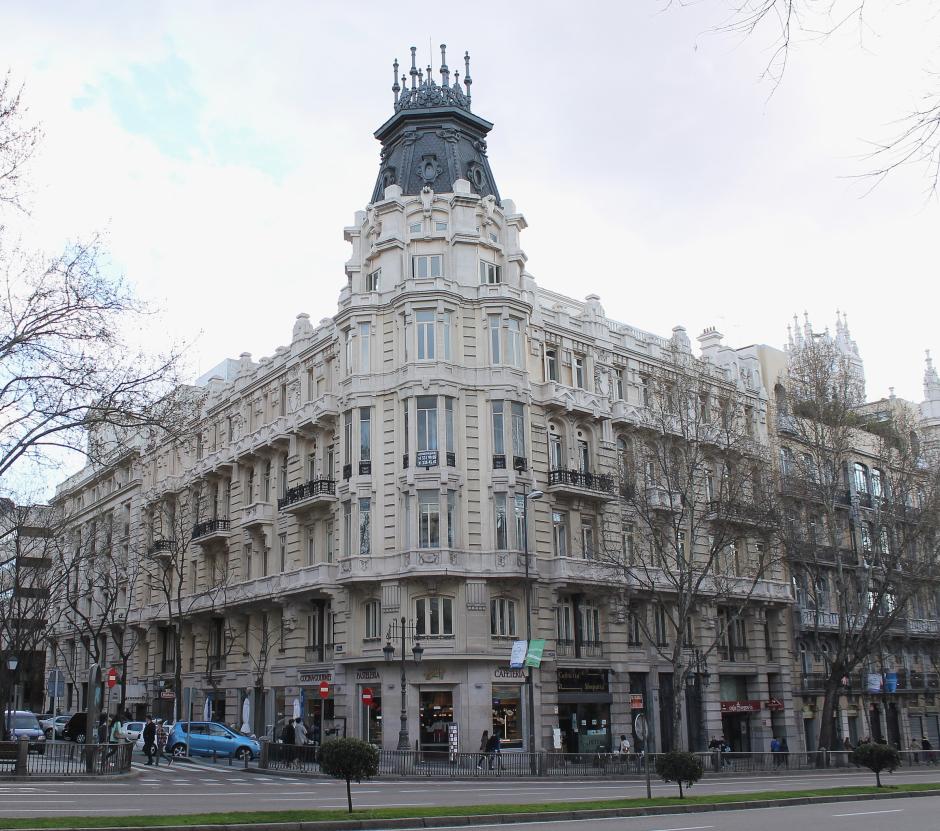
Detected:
left=242, top=609, right=284, bottom=738
left=671, top=0, right=940, bottom=192
left=776, top=333, right=940, bottom=752
left=0, top=72, right=189, bottom=490
left=601, top=348, right=781, bottom=750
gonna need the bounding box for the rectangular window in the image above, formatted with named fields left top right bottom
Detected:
left=418, top=490, right=440, bottom=548
left=495, top=493, right=508, bottom=550
left=279, top=455, right=288, bottom=498
left=359, top=322, right=370, bottom=371
left=279, top=533, right=287, bottom=573
left=552, top=511, right=568, bottom=557
left=577, top=439, right=590, bottom=473
left=344, top=330, right=353, bottom=376
left=581, top=520, right=595, bottom=560
left=262, top=545, right=269, bottom=577
left=622, top=524, right=634, bottom=564
left=262, top=460, right=271, bottom=501
left=514, top=494, right=526, bottom=550
left=364, top=600, right=381, bottom=640
left=306, top=525, right=316, bottom=566
left=413, top=254, right=442, bottom=278
left=366, top=268, right=381, bottom=292
left=574, top=356, right=586, bottom=389
left=545, top=348, right=558, bottom=382
left=409, top=221, right=422, bottom=233
left=615, top=370, right=625, bottom=400
left=445, top=397, right=455, bottom=461
left=343, top=502, right=352, bottom=558
left=442, top=312, right=453, bottom=361
left=359, top=407, right=372, bottom=462
left=549, top=433, right=564, bottom=470
left=415, top=596, right=454, bottom=636
left=510, top=402, right=525, bottom=458
left=326, top=520, right=334, bottom=563
left=359, top=498, right=371, bottom=556
left=344, top=411, right=353, bottom=467
left=479, top=260, right=502, bottom=284
left=244, top=545, right=252, bottom=581
left=417, top=396, right=438, bottom=451
left=628, top=610, right=642, bottom=646
left=416, top=310, right=436, bottom=360
left=435, top=220, right=448, bottom=231
left=446, top=490, right=457, bottom=548
left=579, top=605, right=600, bottom=643
left=490, top=598, right=517, bottom=637
left=506, top=318, right=522, bottom=367
left=402, top=400, right=410, bottom=459
left=491, top=401, right=505, bottom=456
left=556, top=603, right=573, bottom=641
left=488, top=314, right=501, bottom=363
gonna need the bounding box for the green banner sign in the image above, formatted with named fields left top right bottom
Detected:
left=525, top=639, right=545, bottom=668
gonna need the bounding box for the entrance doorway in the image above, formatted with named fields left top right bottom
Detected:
left=419, top=690, right=453, bottom=754
left=721, top=712, right=752, bottom=752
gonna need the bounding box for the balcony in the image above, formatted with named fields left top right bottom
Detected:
left=798, top=608, right=841, bottom=630
left=547, top=469, right=615, bottom=500
left=645, top=486, right=683, bottom=513
left=148, top=539, right=176, bottom=560
left=532, top=381, right=610, bottom=419
left=555, top=640, right=604, bottom=659
left=304, top=644, right=334, bottom=664
left=907, top=619, right=940, bottom=635
left=706, top=499, right=777, bottom=528
left=242, top=501, right=275, bottom=528
left=191, top=518, right=232, bottom=544
left=278, top=479, right=337, bottom=513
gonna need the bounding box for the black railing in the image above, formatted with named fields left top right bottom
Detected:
left=512, top=456, right=527, bottom=472
left=149, top=539, right=175, bottom=556
left=278, top=479, right=336, bottom=510
left=0, top=741, right=133, bottom=776
left=446, top=452, right=457, bottom=467
left=359, top=461, right=372, bottom=476
left=402, top=453, right=410, bottom=469
left=493, top=454, right=507, bottom=470
left=548, top=469, right=615, bottom=494
left=192, top=518, right=230, bottom=539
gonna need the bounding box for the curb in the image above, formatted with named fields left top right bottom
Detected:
left=4, top=787, right=938, bottom=831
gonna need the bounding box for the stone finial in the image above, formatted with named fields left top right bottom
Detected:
left=392, top=59, right=400, bottom=104
left=439, top=44, right=449, bottom=86
left=410, top=46, right=418, bottom=89
left=464, top=51, right=472, bottom=105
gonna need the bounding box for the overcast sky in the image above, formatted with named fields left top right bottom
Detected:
left=5, top=1, right=939, bottom=410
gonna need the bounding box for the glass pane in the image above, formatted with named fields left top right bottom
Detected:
left=443, top=598, right=453, bottom=634
left=430, top=596, right=440, bottom=634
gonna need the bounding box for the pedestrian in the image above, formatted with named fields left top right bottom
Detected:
left=770, top=736, right=781, bottom=768
left=618, top=733, right=631, bottom=766
left=96, top=715, right=108, bottom=744
left=155, top=719, right=169, bottom=766
left=107, top=714, right=125, bottom=762
left=922, top=736, right=935, bottom=765
left=485, top=732, right=501, bottom=770
left=142, top=716, right=156, bottom=766
left=476, top=730, right=489, bottom=770
left=293, top=717, right=308, bottom=767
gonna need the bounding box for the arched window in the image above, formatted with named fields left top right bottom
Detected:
left=548, top=422, right=565, bottom=471
left=575, top=427, right=592, bottom=474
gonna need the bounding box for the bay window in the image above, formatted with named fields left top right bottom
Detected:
left=490, top=597, right=517, bottom=637
left=415, top=596, right=454, bottom=636
left=418, top=490, right=440, bottom=548
left=413, top=255, right=442, bottom=278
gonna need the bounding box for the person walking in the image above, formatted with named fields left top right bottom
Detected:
left=142, top=716, right=156, bottom=766
left=486, top=732, right=502, bottom=770
left=770, top=736, right=781, bottom=768
left=107, top=714, right=125, bottom=763
left=155, top=719, right=169, bottom=766
left=922, top=736, right=935, bottom=765
left=476, top=730, right=489, bottom=770
left=293, top=717, right=308, bottom=767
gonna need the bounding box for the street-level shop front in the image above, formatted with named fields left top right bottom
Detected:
left=556, top=668, right=611, bottom=753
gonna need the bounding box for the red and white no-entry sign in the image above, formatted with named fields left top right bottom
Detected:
left=106, top=667, right=118, bottom=689
left=361, top=687, right=374, bottom=707
left=319, top=680, right=330, bottom=699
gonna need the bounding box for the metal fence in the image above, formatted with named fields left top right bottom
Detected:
left=260, top=746, right=930, bottom=779
left=0, top=741, right=133, bottom=776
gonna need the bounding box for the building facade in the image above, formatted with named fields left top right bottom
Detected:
left=43, top=49, right=940, bottom=758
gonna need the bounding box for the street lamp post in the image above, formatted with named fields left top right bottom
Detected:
left=383, top=616, right=423, bottom=751
left=4, top=656, right=18, bottom=740
left=521, top=486, right=544, bottom=758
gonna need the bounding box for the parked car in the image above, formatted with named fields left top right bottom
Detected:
left=168, top=721, right=260, bottom=760
left=62, top=712, right=90, bottom=743
left=124, top=721, right=145, bottom=742
left=4, top=711, right=47, bottom=752
left=40, top=714, right=72, bottom=739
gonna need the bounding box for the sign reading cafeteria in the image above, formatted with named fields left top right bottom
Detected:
left=720, top=700, right=761, bottom=714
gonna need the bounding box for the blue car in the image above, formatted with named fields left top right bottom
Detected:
left=168, top=721, right=259, bottom=760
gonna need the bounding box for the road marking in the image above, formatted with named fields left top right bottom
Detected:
left=832, top=808, right=905, bottom=817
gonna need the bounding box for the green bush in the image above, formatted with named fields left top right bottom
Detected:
left=318, top=738, right=380, bottom=812
left=851, top=742, right=899, bottom=787
left=655, top=751, right=703, bottom=798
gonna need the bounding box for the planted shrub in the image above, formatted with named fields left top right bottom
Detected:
left=318, top=737, right=380, bottom=812
left=851, top=742, right=899, bottom=787
left=655, top=750, right=704, bottom=798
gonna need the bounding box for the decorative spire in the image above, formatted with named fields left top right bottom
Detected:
left=392, top=59, right=400, bottom=105
left=464, top=50, right=472, bottom=105
left=439, top=44, right=449, bottom=87
left=426, top=64, right=433, bottom=85
left=410, top=46, right=418, bottom=89
left=927, top=349, right=940, bottom=389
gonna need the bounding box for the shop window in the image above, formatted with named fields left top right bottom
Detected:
left=490, top=597, right=517, bottom=637
left=492, top=685, right=522, bottom=749
left=415, top=596, right=454, bottom=637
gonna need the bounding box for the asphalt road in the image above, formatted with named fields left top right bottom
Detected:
left=1, top=758, right=940, bottom=817
left=367, top=797, right=940, bottom=831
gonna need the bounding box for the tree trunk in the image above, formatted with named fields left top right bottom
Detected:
left=678, top=779, right=684, bottom=798
left=816, top=670, right=843, bottom=761
left=346, top=777, right=353, bottom=812
left=875, top=769, right=882, bottom=787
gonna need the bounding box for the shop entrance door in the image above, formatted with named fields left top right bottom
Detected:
left=419, top=690, right=453, bottom=756
left=721, top=712, right=752, bottom=752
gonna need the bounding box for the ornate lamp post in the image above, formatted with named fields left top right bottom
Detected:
left=4, top=656, right=19, bottom=740
left=383, top=616, right=423, bottom=751
left=521, top=486, right=544, bottom=755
